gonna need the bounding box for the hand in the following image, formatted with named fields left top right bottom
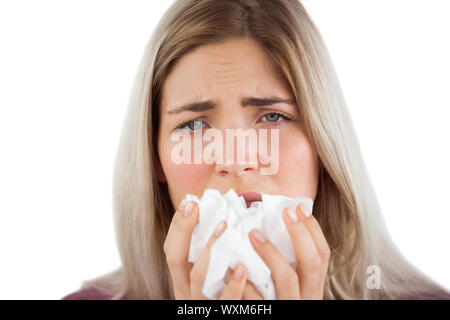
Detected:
left=164, top=200, right=258, bottom=299
left=248, top=203, right=330, bottom=299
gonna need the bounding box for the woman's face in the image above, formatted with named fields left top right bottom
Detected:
left=157, top=37, right=319, bottom=209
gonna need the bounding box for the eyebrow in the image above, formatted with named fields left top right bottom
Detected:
left=166, top=96, right=296, bottom=115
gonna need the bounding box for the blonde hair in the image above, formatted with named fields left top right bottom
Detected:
left=79, top=0, right=446, bottom=299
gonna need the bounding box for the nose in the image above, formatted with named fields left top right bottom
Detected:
left=214, top=135, right=259, bottom=177
left=215, top=159, right=258, bottom=177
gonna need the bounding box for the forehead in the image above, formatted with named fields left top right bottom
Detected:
left=160, top=38, right=292, bottom=111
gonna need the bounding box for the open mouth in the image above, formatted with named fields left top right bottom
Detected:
left=237, top=191, right=262, bottom=208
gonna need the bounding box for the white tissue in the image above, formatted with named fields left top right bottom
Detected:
left=185, top=188, right=314, bottom=300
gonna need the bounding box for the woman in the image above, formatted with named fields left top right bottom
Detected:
left=62, top=0, right=449, bottom=300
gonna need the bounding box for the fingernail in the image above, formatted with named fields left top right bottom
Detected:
left=179, top=198, right=186, bottom=211
left=251, top=229, right=266, bottom=244
left=287, top=206, right=298, bottom=223
left=183, top=201, right=194, bottom=218
left=233, top=264, right=245, bottom=280
left=300, top=203, right=312, bottom=218
left=214, top=221, right=226, bottom=236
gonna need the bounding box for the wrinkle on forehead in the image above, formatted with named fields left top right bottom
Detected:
left=161, top=37, right=293, bottom=113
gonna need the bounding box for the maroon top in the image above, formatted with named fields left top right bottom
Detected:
left=61, top=287, right=127, bottom=300
left=61, top=287, right=450, bottom=300
left=396, top=290, right=450, bottom=300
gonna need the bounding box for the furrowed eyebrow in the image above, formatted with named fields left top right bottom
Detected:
left=166, top=96, right=295, bottom=114
left=167, top=101, right=216, bottom=114
left=241, top=97, right=295, bottom=107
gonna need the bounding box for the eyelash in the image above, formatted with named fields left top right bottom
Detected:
left=174, top=111, right=293, bottom=132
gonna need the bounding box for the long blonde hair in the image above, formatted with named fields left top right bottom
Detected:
left=79, top=0, right=446, bottom=299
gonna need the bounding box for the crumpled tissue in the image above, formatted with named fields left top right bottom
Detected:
left=185, top=188, right=314, bottom=300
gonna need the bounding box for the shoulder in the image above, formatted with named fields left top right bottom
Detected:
left=61, top=287, right=118, bottom=300
left=397, top=290, right=450, bottom=300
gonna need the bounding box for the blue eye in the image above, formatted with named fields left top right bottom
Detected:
left=175, top=112, right=292, bottom=132
left=261, top=112, right=292, bottom=123
left=176, top=119, right=207, bottom=132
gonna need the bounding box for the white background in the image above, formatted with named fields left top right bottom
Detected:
left=0, top=1, right=448, bottom=299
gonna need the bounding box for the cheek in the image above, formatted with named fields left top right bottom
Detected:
left=276, top=129, right=319, bottom=199
left=159, top=140, right=211, bottom=206
left=165, top=161, right=209, bottom=187
left=160, top=137, right=210, bottom=184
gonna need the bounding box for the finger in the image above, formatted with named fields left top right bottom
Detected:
left=295, top=203, right=330, bottom=299
left=282, top=204, right=325, bottom=299
left=249, top=229, right=300, bottom=299
left=219, top=264, right=247, bottom=300
left=242, top=280, right=264, bottom=300
left=225, top=268, right=263, bottom=300
left=297, top=203, right=331, bottom=265
left=163, top=199, right=199, bottom=299
left=190, top=220, right=228, bottom=299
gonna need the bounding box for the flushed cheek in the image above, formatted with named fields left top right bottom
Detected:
left=161, top=136, right=208, bottom=182
left=276, top=135, right=319, bottom=199
left=164, top=159, right=211, bottom=204
left=168, top=162, right=209, bottom=186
